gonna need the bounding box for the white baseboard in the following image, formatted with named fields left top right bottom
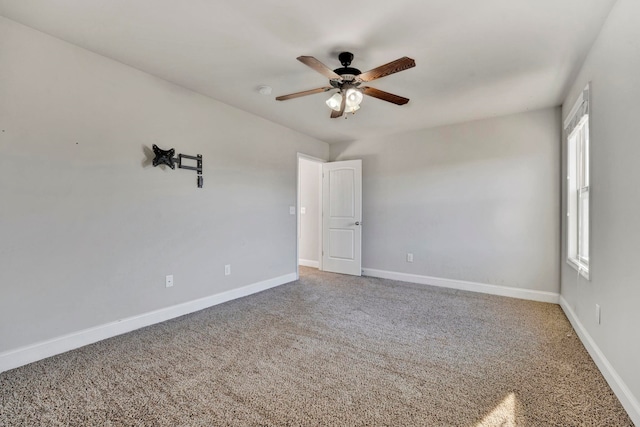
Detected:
left=299, top=259, right=319, bottom=268
left=362, top=268, right=560, bottom=304
left=560, top=297, right=640, bottom=425
left=0, top=273, right=297, bottom=374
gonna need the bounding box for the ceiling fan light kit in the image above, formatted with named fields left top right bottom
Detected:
left=326, top=93, right=343, bottom=111
left=346, top=88, right=363, bottom=104
left=276, top=51, right=415, bottom=118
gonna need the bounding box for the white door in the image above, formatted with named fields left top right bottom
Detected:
left=322, top=160, right=362, bottom=276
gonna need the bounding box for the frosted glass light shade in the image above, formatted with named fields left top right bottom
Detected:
left=345, top=88, right=363, bottom=108
left=326, top=93, right=343, bottom=111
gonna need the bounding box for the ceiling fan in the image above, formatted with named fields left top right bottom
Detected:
left=276, top=52, right=416, bottom=118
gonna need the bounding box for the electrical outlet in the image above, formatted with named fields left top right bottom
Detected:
left=225, top=264, right=231, bottom=276
left=595, top=304, right=601, bottom=325
left=166, top=275, right=174, bottom=288
left=407, top=253, right=414, bottom=263
left=301, top=207, right=306, bottom=214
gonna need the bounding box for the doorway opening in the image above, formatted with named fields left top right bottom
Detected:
left=297, top=154, right=363, bottom=280
left=297, top=154, right=324, bottom=279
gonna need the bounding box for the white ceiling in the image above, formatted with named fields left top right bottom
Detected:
left=0, top=0, right=616, bottom=144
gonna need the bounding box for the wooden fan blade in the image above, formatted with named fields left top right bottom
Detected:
left=361, top=87, right=410, bottom=105
left=297, top=56, right=342, bottom=80
left=276, top=87, right=333, bottom=101
left=330, top=93, right=346, bottom=118
left=357, top=57, right=415, bottom=82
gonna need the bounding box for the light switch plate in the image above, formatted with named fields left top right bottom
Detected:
left=166, top=275, right=174, bottom=288
left=289, top=206, right=296, bottom=215
left=301, top=207, right=306, bottom=214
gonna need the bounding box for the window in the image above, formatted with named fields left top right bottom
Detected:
left=565, top=84, right=590, bottom=278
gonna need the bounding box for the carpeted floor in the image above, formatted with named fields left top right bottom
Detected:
left=0, top=267, right=633, bottom=426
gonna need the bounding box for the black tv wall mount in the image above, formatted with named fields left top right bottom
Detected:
left=152, top=144, right=203, bottom=188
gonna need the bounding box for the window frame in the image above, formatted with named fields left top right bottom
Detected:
left=565, top=85, right=590, bottom=280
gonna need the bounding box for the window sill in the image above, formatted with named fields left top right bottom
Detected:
left=567, top=258, right=590, bottom=280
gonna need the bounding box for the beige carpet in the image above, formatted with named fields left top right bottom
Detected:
left=0, top=267, right=633, bottom=426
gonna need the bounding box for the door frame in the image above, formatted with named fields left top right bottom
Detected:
left=296, top=153, right=325, bottom=280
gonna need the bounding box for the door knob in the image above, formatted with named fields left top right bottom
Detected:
left=355, top=221, right=362, bottom=226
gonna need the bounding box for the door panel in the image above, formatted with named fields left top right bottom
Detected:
left=322, top=160, right=362, bottom=276
left=328, top=228, right=355, bottom=259
left=329, top=169, right=355, bottom=218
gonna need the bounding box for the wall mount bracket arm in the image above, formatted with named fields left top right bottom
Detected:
left=152, top=144, right=203, bottom=188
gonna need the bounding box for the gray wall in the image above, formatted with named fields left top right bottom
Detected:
left=331, top=108, right=561, bottom=293
left=0, top=17, right=328, bottom=352
left=560, top=0, right=640, bottom=410
left=298, top=158, right=321, bottom=264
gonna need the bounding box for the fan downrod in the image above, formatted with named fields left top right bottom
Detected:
left=334, top=52, right=361, bottom=77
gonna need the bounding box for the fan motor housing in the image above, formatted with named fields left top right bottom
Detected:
left=331, top=52, right=361, bottom=89
left=334, top=66, right=361, bottom=76
left=330, top=78, right=360, bottom=89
